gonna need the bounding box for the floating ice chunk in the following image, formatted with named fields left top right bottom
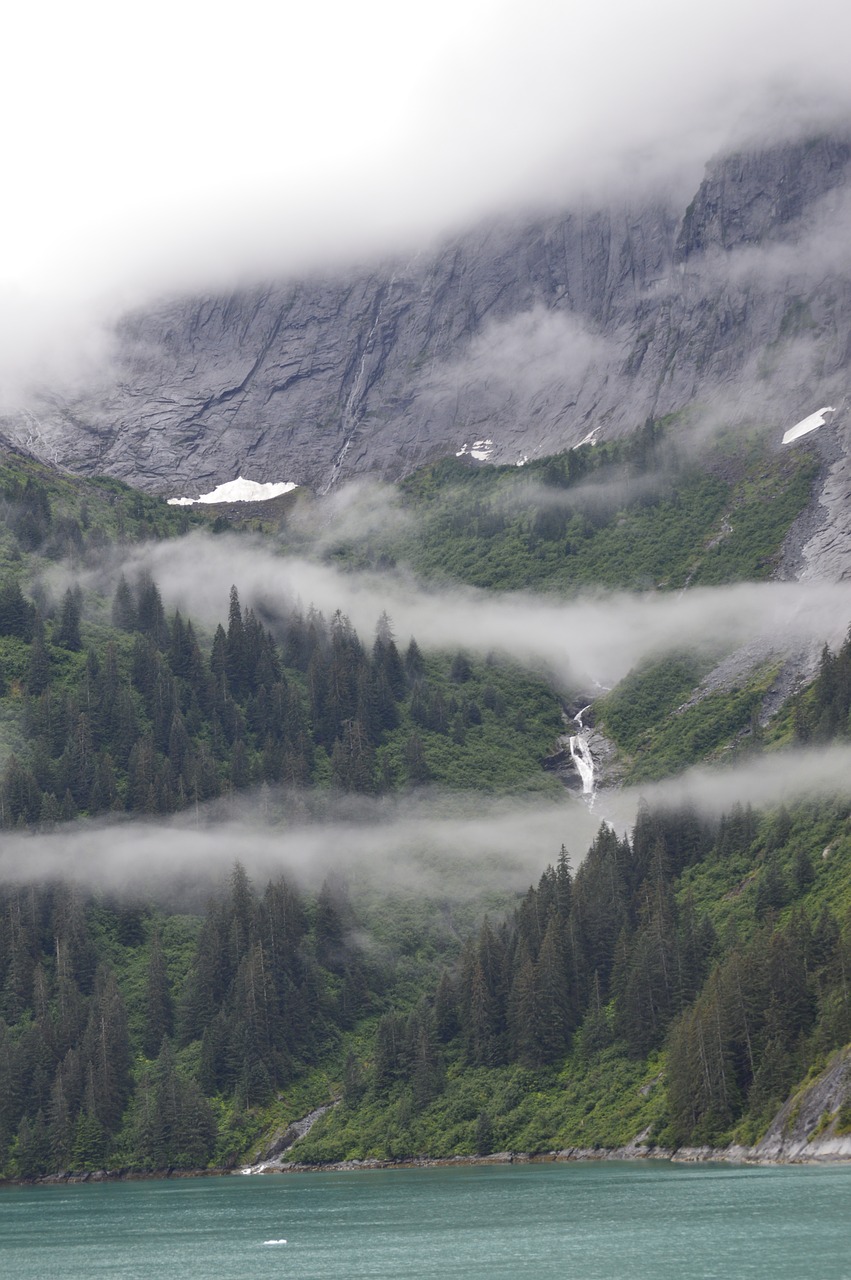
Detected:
left=168, top=477, right=298, bottom=506
left=782, top=406, right=836, bottom=446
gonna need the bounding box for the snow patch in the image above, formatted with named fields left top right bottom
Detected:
left=456, top=438, right=495, bottom=461
left=168, top=477, right=298, bottom=506
left=782, top=406, right=836, bottom=445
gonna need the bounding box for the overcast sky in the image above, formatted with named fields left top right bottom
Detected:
left=4, top=0, right=850, bottom=317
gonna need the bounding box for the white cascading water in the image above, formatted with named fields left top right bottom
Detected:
left=569, top=704, right=596, bottom=801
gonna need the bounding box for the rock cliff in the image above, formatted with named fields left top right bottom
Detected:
left=4, top=134, right=850, bottom=497
left=671, top=1046, right=851, bottom=1164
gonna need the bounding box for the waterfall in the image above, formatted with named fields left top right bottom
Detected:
left=569, top=735, right=595, bottom=796
left=569, top=704, right=596, bottom=800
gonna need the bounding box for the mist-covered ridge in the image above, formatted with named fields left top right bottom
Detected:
left=4, top=134, right=851, bottom=498
left=0, top=318, right=850, bottom=1179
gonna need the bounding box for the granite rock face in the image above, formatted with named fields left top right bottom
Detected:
left=5, top=135, right=851, bottom=497
left=748, top=1045, right=851, bottom=1163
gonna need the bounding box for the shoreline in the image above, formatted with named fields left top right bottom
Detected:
left=258, top=1140, right=851, bottom=1174
left=4, top=1140, right=851, bottom=1190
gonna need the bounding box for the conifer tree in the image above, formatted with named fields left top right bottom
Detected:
left=83, top=966, right=131, bottom=1133
left=404, top=637, right=425, bottom=681
left=475, top=1110, right=494, bottom=1155
left=508, top=950, right=539, bottom=1066
left=111, top=575, right=136, bottom=630
left=55, top=587, right=83, bottom=651
left=0, top=579, right=33, bottom=639
left=373, top=1012, right=404, bottom=1091
left=15, top=1110, right=50, bottom=1180
left=47, top=1072, right=74, bottom=1171
left=27, top=618, right=50, bottom=696
left=136, top=574, right=168, bottom=647
left=535, top=911, right=572, bottom=1061
left=225, top=586, right=246, bottom=693
left=467, top=957, right=500, bottom=1067
left=144, top=929, right=174, bottom=1058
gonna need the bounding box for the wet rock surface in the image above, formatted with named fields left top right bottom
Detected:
left=238, top=1103, right=337, bottom=1174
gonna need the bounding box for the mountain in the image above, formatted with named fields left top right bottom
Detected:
left=4, top=134, right=850, bottom=500
left=1, top=133, right=851, bottom=1183
left=0, top=423, right=849, bottom=1179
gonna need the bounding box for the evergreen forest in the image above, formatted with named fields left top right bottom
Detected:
left=1, top=428, right=850, bottom=1181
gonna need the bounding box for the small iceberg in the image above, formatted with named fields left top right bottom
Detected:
left=168, top=477, right=298, bottom=506
left=782, top=406, right=836, bottom=446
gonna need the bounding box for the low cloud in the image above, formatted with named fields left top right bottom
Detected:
left=106, top=532, right=851, bottom=688
left=693, top=185, right=851, bottom=289
left=409, top=308, right=615, bottom=456
left=599, top=744, right=851, bottom=836
left=0, top=788, right=597, bottom=900
left=3, top=1, right=851, bottom=405
left=424, top=307, right=613, bottom=401
left=286, top=479, right=414, bottom=556
left=501, top=471, right=666, bottom=517
left=4, top=741, right=851, bottom=899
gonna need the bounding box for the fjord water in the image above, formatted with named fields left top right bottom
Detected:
left=2, top=1162, right=850, bottom=1280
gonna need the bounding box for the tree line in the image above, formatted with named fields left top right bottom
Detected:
left=0, top=864, right=369, bottom=1177
left=355, top=800, right=851, bottom=1151
left=794, top=632, right=851, bottom=742
left=1, top=794, right=849, bottom=1177
left=0, top=573, right=531, bottom=826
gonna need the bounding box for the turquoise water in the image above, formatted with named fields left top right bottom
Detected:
left=1, top=1162, right=850, bottom=1279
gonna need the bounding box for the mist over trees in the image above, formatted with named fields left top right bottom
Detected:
left=0, top=438, right=849, bottom=1180
left=2, top=785, right=850, bottom=1178
left=0, top=571, right=561, bottom=828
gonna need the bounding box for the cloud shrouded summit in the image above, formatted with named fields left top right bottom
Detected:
left=2, top=0, right=851, bottom=400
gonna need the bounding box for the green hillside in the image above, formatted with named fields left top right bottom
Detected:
left=0, top=427, right=849, bottom=1183
left=304, top=425, right=818, bottom=594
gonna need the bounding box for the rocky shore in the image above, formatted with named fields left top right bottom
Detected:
left=6, top=1047, right=850, bottom=1187
left=5, top=1138, right=850, bottom=1190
